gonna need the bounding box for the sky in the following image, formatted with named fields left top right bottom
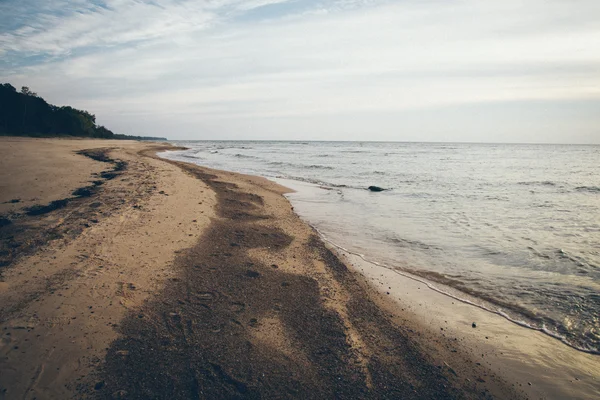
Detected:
left=1, top=0, right=599, bottom=143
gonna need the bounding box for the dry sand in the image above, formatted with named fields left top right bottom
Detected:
left=1, top=138, right=215, bottom=399
left=0, top=137, right=527, bottom=399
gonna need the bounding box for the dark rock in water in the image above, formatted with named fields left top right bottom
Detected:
left=368, top=186, right=385, bottom=192
left=0, top=217, right=11, bottom=228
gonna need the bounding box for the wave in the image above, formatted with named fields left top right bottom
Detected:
left=484, top=195, right=509, bottom=201
left=276, top=174, right=365, bottom=191
left=269, top=161, right=295, bottom=168
left=555, top=248, right=592, bottom=269
left=518, top=183, right=600, bottom=194
left=575, top=186, right=600, bottom=193
left=527, top=246, right=551, bottom=260
left=180, top=154, right=201, bottom=159
left=385, top=235, right=442, bottom=251
left=533, top=202, right=556, bottom=208
left=306, top=164, right=334, bottom=170
left=233, top=153, right=259, bottom=159
left=269, top=161, right=334, bottom=170
left=517, top=181, right=557, bottom=187
left=357, top=170, right=386, bottom=176
left=309, top=226, right=600, bottom=355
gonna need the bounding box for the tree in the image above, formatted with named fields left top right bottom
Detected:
left=1, top=83, right=16, bottom=92
left=20, top=86, right=38, bottom=97
left=95, top=125, right=114, bottom=138
left=1, top=82, right=165, bottom=140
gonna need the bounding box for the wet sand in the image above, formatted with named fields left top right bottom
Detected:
left=342, top=252, right=600, bottom=400
left=1, top=137, right=525, bottom=399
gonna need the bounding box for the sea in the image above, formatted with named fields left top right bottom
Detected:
left=161, top=141, right=600, bottom=354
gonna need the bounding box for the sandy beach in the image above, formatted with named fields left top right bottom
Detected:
left=0, top=137, right=562, bottom=399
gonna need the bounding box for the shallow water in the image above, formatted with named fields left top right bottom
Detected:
left=162, top=141, right=600, bottom=353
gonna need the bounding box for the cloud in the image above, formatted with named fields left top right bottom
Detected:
left=1, top=0, right=599, bottom=142
left=0, top=0, right=298, bottom=57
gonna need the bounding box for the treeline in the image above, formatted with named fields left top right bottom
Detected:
left=0, top=83, right=166, bottom=141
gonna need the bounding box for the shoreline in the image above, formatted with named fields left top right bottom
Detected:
left=277, top=175, right=600, bottom=400
left=330, top=242, right=600, bottom=400
left=332, top=234, right=599, bottom=356
left=163, top=150, right=600, bottom=399
left=0, top=137, right=592, bottom=398
left=165, top=140, right=600, bottom=360
left=124, top=152, right=518, bottom=399
left=309, top=216, right=596, bottom=354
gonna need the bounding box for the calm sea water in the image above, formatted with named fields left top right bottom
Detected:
left=162, top=141, right=600, bottom=354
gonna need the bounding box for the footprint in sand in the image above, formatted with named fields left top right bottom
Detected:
left=230, top=302, right=246, bottom=313
left=245, top=270, right=260, bottom=278
left=116, top=281, right=137, bottom=307
left=44, top=316, right=72, bottom=328
left=195, top=291, right=216, bottom=302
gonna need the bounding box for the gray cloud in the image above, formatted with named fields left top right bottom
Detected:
left=1, top=0, right=599, bottom=143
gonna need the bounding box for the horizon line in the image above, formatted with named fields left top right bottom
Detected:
left=165, top=139, right=600, bottom=146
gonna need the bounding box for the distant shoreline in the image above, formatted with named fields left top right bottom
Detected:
left=0, top=132, right=167, bottom=141
left=166, top=138, right=600, bottom=146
